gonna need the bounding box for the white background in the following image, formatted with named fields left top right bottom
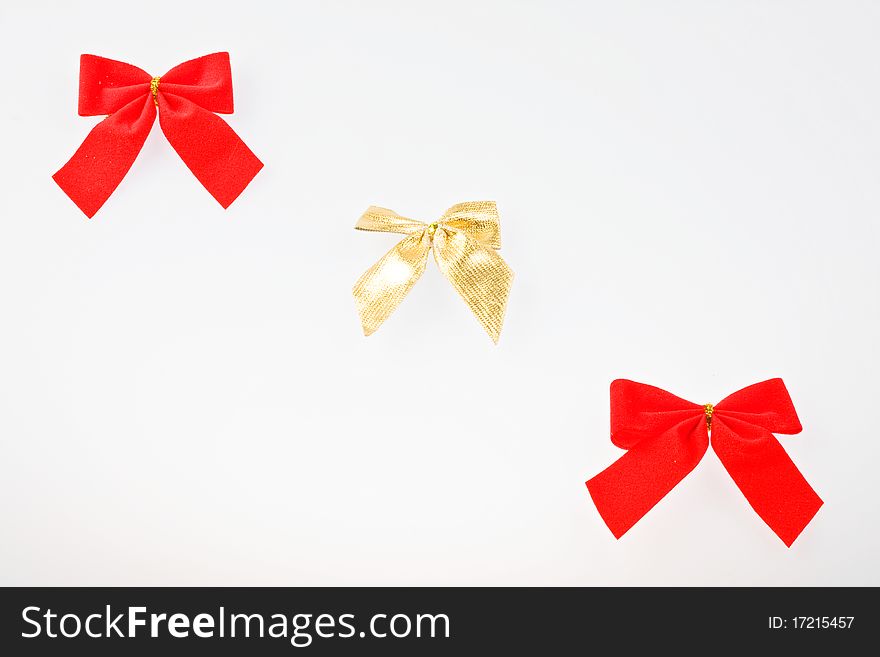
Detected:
left=1, top=0, right=878, bottom=586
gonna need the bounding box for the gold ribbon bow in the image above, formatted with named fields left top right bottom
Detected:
left=352, top=201, right=514, bottom=343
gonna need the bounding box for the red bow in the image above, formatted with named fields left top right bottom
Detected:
left=586, top=379, right=822, bottom=546
left=53, top=53, right=263, bottom=218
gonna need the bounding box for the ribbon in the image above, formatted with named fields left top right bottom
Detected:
left=352, top=202, right=514, bottom=343
left=586, top=379, right=823, bottom=546
left=53, top=53, right=263, bottom=218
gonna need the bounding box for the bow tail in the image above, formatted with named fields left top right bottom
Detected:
left=53, top=95, right=156, bottom=218
left=432, top=228, right=513, bottom=343
left=586, top=418, right=708, bottom=538
left=158, top=94, right=263, bottom=208
left=711, top=417, right=823, bottom=546
left=353, top=232, right=432, bottom=336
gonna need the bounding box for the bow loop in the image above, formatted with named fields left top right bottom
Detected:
left=355, top=206, right=428, bottom=236
left=158, top=52, right=234, bottom=114
left=439, top=201, right=502, bottom=249
left=714, top=378, right=802, bottom=435
left=77, top=55, right=151, bottom=116
left=610, top=379, right=704, bottom=449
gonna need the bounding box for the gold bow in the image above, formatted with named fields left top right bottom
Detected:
left=352, top=201, right=514, bottom=343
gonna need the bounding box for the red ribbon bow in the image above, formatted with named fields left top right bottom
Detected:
left=53, top=53, right=263, bottom=218
left=586, top=379, right=823, bottom=546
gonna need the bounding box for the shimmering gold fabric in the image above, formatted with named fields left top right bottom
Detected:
left=352, top=201, right=514, bottom=343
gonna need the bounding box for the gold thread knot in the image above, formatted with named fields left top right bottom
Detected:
left=427, top=222, right=439, bottom=239
left=150, top=76, right=161, bottom=107
left=703, top=403, right=714, bottom=431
